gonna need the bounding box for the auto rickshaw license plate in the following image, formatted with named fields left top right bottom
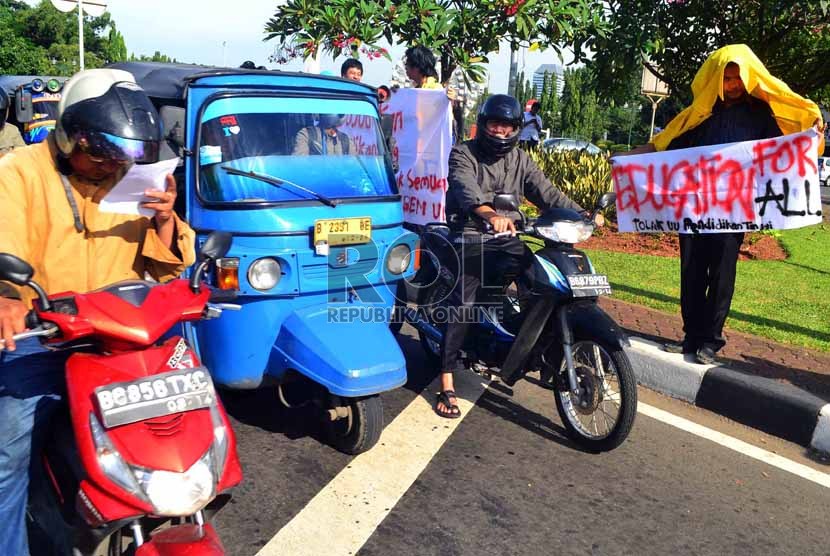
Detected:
left=314, top=217, right=372, bottom=246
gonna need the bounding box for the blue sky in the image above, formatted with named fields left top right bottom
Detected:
left=26, top=0, right=576, bottom=93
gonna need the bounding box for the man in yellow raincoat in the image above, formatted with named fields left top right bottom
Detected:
left=617, top=44, right=825, bottom=364
left=0, top=68, right=195, bottom=555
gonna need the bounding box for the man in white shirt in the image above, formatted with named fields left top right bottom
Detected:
left=518, top=100, right=543, bottom=149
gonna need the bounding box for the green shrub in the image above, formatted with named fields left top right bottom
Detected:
left=527, top=149, right=615, bottom=216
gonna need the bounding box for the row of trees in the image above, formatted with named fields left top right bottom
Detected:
left=265, top=0, right=830, bottom=128
left=0, top=0, right=177, bottom=76
left=513, top=67, right=649, bottom=147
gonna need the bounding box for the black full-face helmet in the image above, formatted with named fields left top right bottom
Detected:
left=475, top=94, right=522, bottom=158
left=55, top=68, right=162, bottom=165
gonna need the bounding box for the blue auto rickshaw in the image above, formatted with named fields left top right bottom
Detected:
left=0, top=75, right=67, bottom=144
left=114, top=62, right=416, bottom=454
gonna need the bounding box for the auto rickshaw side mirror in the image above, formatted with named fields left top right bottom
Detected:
left=160, top=106, right=186, bottom=157
left=380, top=114, right=393, bottom=139
left=14, top=89, right=34, bottom=123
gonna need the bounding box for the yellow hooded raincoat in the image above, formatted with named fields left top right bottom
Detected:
left=652, top=44, right=825, bottom=154
left=0, top=139, right=196, bottom=308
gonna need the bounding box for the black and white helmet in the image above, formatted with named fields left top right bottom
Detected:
left=55, top=68, right=162, bottom=164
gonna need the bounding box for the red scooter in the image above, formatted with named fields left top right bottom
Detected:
left=0, top=233, right=242, bottom=555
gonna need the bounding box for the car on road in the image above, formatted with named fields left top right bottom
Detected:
left=542, top=137, right=602, bottom=155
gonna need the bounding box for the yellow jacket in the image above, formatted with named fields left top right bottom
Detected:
left=653, top=44, right=825, bottom=153
left=0, top=139, right=196, bottom=308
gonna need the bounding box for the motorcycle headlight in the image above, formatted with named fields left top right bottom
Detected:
left=248, top=257, right=281, bottom=291
left=89, top=413, right=150, bottom=503
left=534, top=221, right=594, bottom=244
left=385, top=244, right=411, bottom=275
left=133, top=450, right=216, bottom=516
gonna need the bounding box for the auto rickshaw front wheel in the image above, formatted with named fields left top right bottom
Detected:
left=325, top=395, right=383, bottom=455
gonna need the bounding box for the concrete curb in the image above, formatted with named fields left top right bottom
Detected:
left=625, top=337, right=830, bottom=455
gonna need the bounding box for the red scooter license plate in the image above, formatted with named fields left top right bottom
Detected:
left=94, top=367, right=215, bottom=428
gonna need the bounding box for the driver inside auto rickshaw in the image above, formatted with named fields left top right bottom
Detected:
left=292, top=114, right=356, bottom=156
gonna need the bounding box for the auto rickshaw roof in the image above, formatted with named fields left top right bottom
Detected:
left=0, top=75, right=67, bottom=95
left=108, top=61, right=378, bottom=102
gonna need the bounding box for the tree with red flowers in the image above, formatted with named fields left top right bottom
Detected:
left=264, top=0, right=607, bottom=85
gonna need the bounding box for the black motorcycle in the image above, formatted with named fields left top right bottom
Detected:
left=400, top=192, right=636, bottom=452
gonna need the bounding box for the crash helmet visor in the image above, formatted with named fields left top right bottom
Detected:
left=74, top=130, right=160, bottom=164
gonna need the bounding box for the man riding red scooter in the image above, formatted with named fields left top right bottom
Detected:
left=0, top=68, right=240, bottom=554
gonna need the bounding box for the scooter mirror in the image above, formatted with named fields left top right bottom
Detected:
left=494, top=194, right=519, bottom=212
left=597, top=192, right=617, bottom=210
left=0, top=253, right=34, bottom=286
left=199, top=232, right=233, bottom=261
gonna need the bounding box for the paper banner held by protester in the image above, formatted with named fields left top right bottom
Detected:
left=99, top=157, right=180, bottom=218
left=611, top=130, right=823, bottom=234
left=340, top=88, right=452, bottom=226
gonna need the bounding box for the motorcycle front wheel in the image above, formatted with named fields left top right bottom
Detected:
left=553, top=339, right=637, bottom=452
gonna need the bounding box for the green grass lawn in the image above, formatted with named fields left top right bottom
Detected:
left=583, top=224, right=830, bottom=352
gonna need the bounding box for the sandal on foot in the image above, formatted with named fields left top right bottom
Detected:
left=434, top=390, right=461, bottom=419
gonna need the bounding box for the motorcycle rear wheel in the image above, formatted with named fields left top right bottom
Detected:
left=553, top=339, right=637, bottom=452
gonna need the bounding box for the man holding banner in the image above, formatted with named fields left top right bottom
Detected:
left=613, top=44, right=825, bottom=365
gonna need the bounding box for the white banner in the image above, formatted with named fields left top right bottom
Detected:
left=612, top=130, right=823, bottom=233
left=378, top=89, right=452, bottom=226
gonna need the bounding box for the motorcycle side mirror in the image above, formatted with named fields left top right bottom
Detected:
left=191, top=232, right=233, bottom=293
left=0, top=253, right=34, bottom=285
left=597, top=192, right=616, bottom=210
left=199, top=232, right=233, bottom=261
left=0, top=253, right=51, bottom=310
left=494, top=194, right=519, bottom=212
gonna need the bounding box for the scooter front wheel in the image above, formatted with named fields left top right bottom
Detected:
left=553, top=339, right=637, bottom=452
left=327, top=395, right=384, bottom=455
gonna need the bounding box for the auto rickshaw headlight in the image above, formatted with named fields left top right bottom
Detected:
left=386, top=244, right=411, bottom=275
left=46, top=78, right=62, bottom=93
left=30, top=78, right=45, bottom=93
left=248, top=258, right=282, bottom=291
left=216, top=258, right=240, bottom=290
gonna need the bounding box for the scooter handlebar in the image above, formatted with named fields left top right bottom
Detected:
left=0, top=321, right=59, bottom=348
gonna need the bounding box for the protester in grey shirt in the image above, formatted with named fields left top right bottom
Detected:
left=435, top=94, right=598, bottom=419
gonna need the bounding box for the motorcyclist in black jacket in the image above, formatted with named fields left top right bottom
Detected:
left=435, top=94, right=596, bottom=418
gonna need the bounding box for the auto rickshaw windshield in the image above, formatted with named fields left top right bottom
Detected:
left=198, top=96, right=396, bottom=204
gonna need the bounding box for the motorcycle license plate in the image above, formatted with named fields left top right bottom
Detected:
left=566, top=274, right=612, bottom=297
left=314, top=217, right=371, bottom=247
left=94, top=367, right=215, bottom=428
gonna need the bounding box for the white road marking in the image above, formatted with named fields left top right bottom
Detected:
left=256, top=376, right=828, bottom=556
left=638, top=401, right=830, bottom=488
left=255, top=370, right=490, bottom=556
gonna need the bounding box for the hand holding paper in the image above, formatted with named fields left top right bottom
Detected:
left=99, top=158, right=180, bottom=217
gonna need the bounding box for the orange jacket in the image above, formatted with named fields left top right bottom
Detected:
left=0, top=139, right=195, bottom=308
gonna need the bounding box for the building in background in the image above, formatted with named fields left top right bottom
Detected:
left=532, top=63, right=564, bottom=98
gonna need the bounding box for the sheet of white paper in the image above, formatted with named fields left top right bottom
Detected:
left=99, top=157, right=180, bottom=217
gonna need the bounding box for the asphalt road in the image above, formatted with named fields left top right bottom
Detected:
left=210, top=327, right=830, bottom=556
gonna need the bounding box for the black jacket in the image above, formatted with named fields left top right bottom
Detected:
left=446, top=140, right=582, bottom=227
left=667, top=96, right=782, bottom=150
